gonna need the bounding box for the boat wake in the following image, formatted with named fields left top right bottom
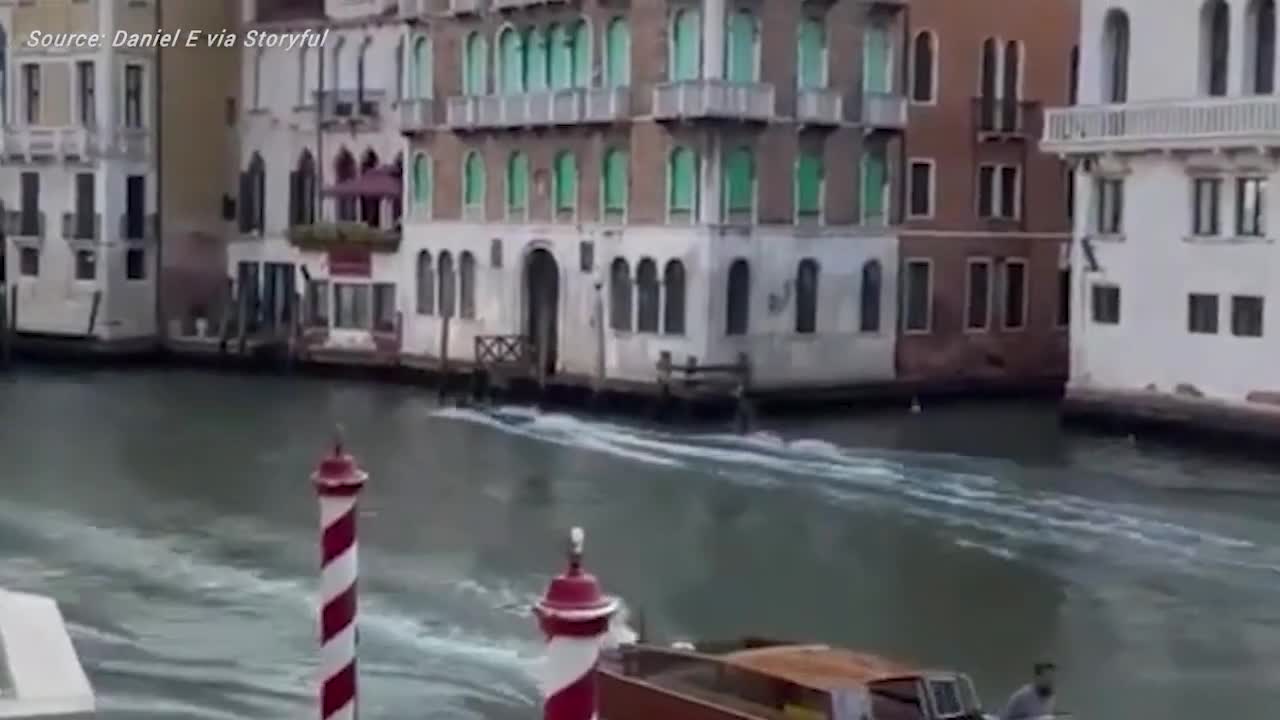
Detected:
left=432, top=405, right=1280, bottom=587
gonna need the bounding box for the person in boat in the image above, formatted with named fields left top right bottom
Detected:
left=1002, top=661, right=1056, bottom=719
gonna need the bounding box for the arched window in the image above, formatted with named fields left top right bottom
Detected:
left=0, top=23, right=7, bottom=124
left=463, top=32, right=487, bottom=95
left=438, top=251, right=456, bottom=318
left=334, top=149, right=356, bottom=221
left=359, top=149, right=380, bottom=227
left=663, top=260, right=686, bottom=335
left=726, top=259, right=750, bottom=336
left=524, top=27, right=548, bottom=91
left=795, top=151, right=823, bottom=219
left=395, top=38, right=404, bottom=101
left=331, top=37, right=344, bottom=91
left=1249, top=0, right=1276, bottom=93
left=553, top=150, right=577, bottom=214
left=498, top=26, right=525, bottom=94
left=1068, top=45, right=1079, bottom=105
left=412, top=152, right=431, bottom=215
left=506, top=151, right=529, bottom=217
left=860, top=260, right=882, bottom=332
left=797, top=17, right=826, bottom=90
left=459, top=251, right=476, bottom=319
left=391, top=153, right=404, bottom=223
left=670, top=9, right=701, bottom=81
left=602, top=147, right=628, bottom=221
left=571, top=19, right=591, bottom=88
left=1202, top=0, right=1231, bottom=96
left=1102, top=10, right=1130, bottom=103
left=242, top=152, right=266, bottom=233
left=412, top=36, right=431, bottom=98
left=298, top=47, right=309, bottom=106
left=290, top=151, right=316, bottom=226
left=723, top=146, right=755, bottom=218
left=609, top=258, right=632, bottom=331
left=726, top=10, right=758, bottom=83
left=463, top=151, right=485, bottom=215
left=668, top=146, right=698, bottom=218
left=253, top=48, right=265, bottom=109
left=416, top=251, right=434, bottom=315
left=795, top=259, right=819, bottom=334
left=911, top=32, right=935, bottom=102
left=357, top=38, right=371, bottom=99
left=636, top=258, right=660, bottom=332
left=549, top=24, right=572, bottom=89
left=605, top=17, right=630, bottom=87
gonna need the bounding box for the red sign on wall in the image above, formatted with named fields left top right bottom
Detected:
left=328, top=248, right=372, bottom=278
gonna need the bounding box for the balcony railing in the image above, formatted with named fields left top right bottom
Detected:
left=1041, top=96, right=1280, bottom=154
left=446, top=90, right=588, bottom=129
left=1, top=127, right=105, bottom=161
left=797, top=88, right=845, bottom=125
left=315, top=89, right=386, bottom=125
left=652, top=81, right=775, bottom=122
left=4, top=211, right=46, bottom=239
left=861, top=92, right=907, bottom=129
left=582, top=87, right=630, bottom=123
left=399, top=98, right=436, bottom=132
left=62, top=212, right=102, bottom=241
left=448, top=0, right=482, bottom=14
left=974, top=97, right=1041, bottom=139
left=398, top=0, right=429, bottom=17
left=118, top=213, right=159, bottom=242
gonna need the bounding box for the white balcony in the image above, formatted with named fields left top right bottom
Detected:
left=861, top=92, right=907, bottom=129
left=652, top=81, right=776, bottom=122
left=1041, top=96, right=1280, bottom=154
left=448, top=0, right=482, bottom=14
left=399, top=98, right=435, bottom=132
left=398, top=0, right=429, bottom=17
left=445, top=90, right=590, bottom=129
left=797, top=88, right=845, bottom=125
left=315, top=89, right=386, bottom=126
left=1, top=127, right=104, bottom=162
left=582, top=86, right=630, bottom=123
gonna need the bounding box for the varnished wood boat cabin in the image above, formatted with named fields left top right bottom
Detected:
left=599, top=638, right=988, bottom=720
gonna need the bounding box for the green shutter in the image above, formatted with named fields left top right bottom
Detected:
left=798, top=19, right=824, bottom=89
left=724, top=147, right=754, bottom=212
left=464, top=152, right=484, bottom=208
left=605, top=18, right=630, bottom=87
left=727, top=11, right=755, bottom=83
left=603, top=148, right=628, bottom=212
left=861, top=149, right=886, bottom=222
left=796, top=152, right=822, bottom=215
left=863, top=26, right=889, bottom=93
left=555, top=152, right=577, bottom=210
left=549, top=24, right=571, bottom=89
left=525, top=28, right=548, bottom=91
left=465, top=33, right=487, bottom=95
left=572, top=21, right=591, bottom=88
left=669, top=147, right=696, bottom=212
left=499, top=29, right=524, bottom=94
left=672, top=10, right=701, bottom=81
left=507, top=152, right=527, bottom=211
left=413, top=37, right=431, bottom=98
left=413, top=154, right=430, bottom=206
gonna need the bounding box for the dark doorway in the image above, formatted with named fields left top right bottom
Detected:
left=523, top=248, right=559, bottom=377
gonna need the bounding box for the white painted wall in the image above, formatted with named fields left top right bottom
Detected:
left=1070, top=157, right=1280, bottom=402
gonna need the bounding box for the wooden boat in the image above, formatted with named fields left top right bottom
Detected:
left=599, top=637, right=993, bottom=720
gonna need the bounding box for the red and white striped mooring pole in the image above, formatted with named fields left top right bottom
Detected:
left=313, top=435, right=367, bottom=720
left=535, top=527, right=619, bottom=720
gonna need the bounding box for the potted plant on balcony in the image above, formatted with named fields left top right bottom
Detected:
left=286, top=222, right=401, bottom=252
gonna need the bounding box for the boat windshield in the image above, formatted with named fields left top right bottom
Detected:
left=925, top=674, right=980, bottom=719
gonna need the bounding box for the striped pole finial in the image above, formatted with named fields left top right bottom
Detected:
left=313, top=433, right=367, bottom=720
left=535, top=527, right=619, bottom=720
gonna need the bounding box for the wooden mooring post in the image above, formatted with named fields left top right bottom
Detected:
left=437, top=315, right=451, bottom=402
left=0, top=283, right=11, bottom=367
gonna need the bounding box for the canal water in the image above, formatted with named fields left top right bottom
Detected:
left=1, top=369, right=1279, bottom=719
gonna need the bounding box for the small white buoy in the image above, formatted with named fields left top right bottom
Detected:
left=910, top=397, right=922, bottom=414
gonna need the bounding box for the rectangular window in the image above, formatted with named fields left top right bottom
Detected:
left=908, top=160, right=933, bottom=218
left=1191, top=177, right=1221, bottom=236
left=1094, top=178, right=1123, bottom=235
left=333, top=283, right=372, bottom=330
left=19, top=247, right=39, bottom=277
left=904, top=259, right=932, bottom=332
left=75, top=172, right=95, bottom=239
left=1231, top=295, right=1264, bottom=337
left=126, top=175, right=146, bottom=239
left=977, top=165, right=1020, bottom=219
left=1091, top=283, right=1120, bottom=325
left=373, top=282, right=397, bottom=332
left=1065, top=169, right=1075, bottom=221
left=1187, top=293, right=1218, bottom=334
left=1057, top=268, right=1071, bottom=327
left=998, top=166, right=1020, bottom=219
left=124, top=64, right=143, bottom=128
left=1001, top=259, right=1028, bottom=330
left=977, top=165, right=995, bottom=217
left=307, top=280, right=330, bottom=326
left=125, top=248, right=146, bottom=280
left=965, top=258, right=992, bottom=330
left=23, top=64, right=40, bottom=124
left=77, top=61, right=96, bottom=126
left=1236, top=177, right=1266, bottom=236
left=20, top=171, right=40, bottom=236
left=74, top=250, right=96, bottom=281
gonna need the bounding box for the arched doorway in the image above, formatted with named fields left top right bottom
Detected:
left=523, top=248, right=559, bottom=377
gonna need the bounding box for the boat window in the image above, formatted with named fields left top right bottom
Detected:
left=926, top=677, right=967, bottom=719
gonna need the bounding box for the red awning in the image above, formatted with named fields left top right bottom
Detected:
left=323, top=165, right=402, bottom=198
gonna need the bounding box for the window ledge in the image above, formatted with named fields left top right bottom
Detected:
left=1088, top=233, right=1125, bottom=243
left=902, top=328, right=932, bottom=336
left=1183, top=235, right=1274, bottom=245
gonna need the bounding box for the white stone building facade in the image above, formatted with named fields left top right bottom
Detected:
left=1044, top=0, right=1280, bottom=406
